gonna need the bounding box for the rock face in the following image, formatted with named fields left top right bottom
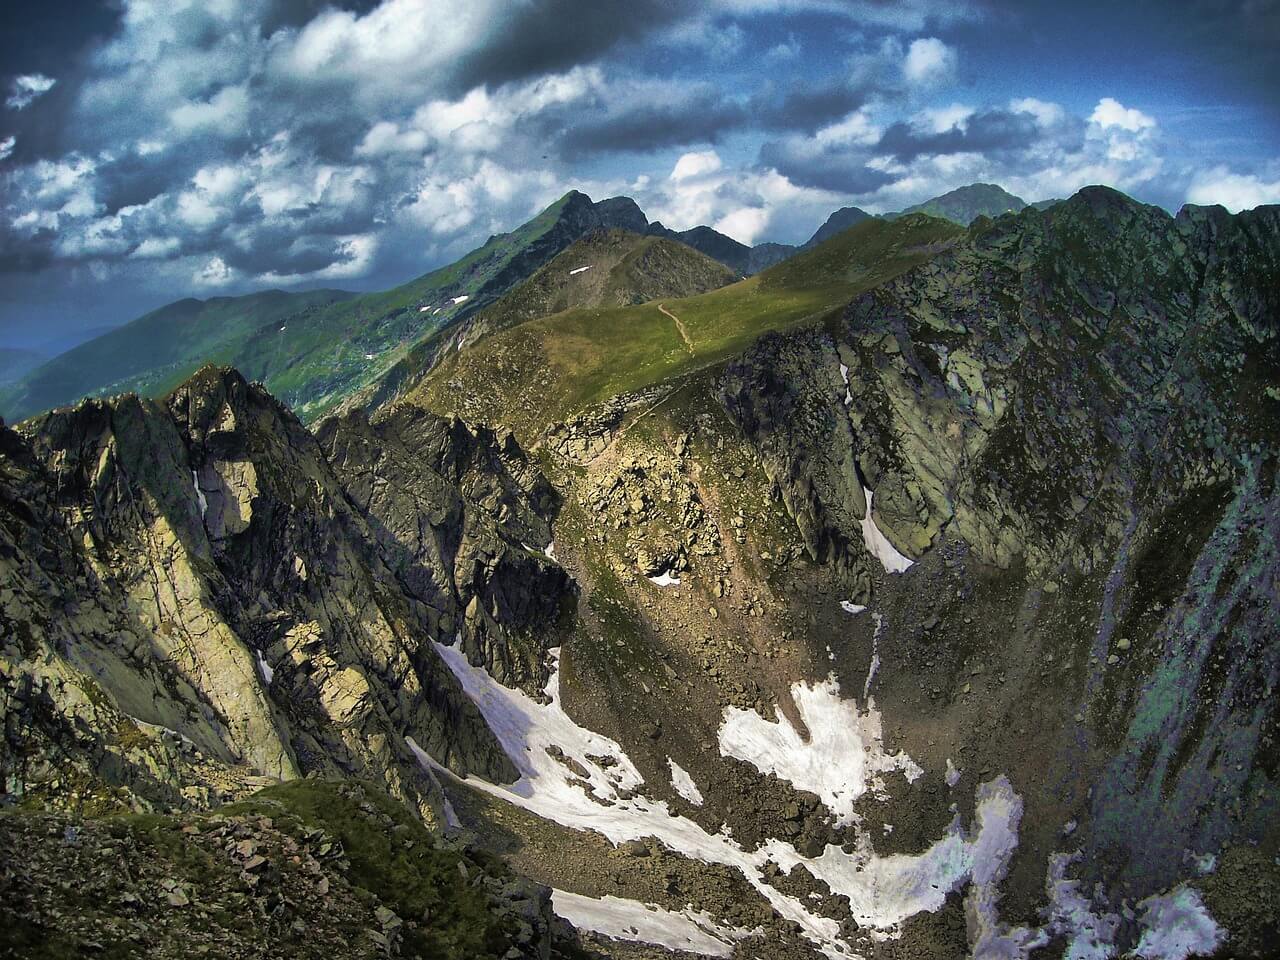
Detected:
left=721, top=188, right=1280, bottom=891
left=0, top=366, right=589, bottom=822
left=318, top=404, right=573, bottom=692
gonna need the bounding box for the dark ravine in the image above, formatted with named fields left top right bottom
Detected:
left=2, top=186, right=1278, bottom=959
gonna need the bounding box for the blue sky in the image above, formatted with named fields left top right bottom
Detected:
left=1, top=0, right=1278, bottom=353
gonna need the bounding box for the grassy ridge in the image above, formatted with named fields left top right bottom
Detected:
left=411, top=214, right=962, bottom=435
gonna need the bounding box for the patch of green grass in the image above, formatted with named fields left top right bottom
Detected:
left=224, top=779, right=513, bottom=958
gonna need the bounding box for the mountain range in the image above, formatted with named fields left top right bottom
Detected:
left=0, top=183, right=1046, bottom=428
left=2, top=183, right=1277, bottom=959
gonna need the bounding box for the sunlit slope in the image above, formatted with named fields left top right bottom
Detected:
left=345, top=228, right=739, bottom=415
left=408, top=214, right=962, bottom=435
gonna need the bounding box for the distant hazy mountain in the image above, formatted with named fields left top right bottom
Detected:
left=886, top=182, right=1028, bottom=224
left=0, top=290, right=350, bottom=423
left=0, top=347, right=45, bottom=388
left=646, top=222, right=797, bottom=276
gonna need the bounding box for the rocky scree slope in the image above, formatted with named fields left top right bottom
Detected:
left=1, top=778, right=592, bottom=960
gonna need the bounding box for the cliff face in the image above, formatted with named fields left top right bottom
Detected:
left=318, top=404, right=573, bottom=692
left=0, top=366, right=581, bottom=825
left=720, top=189, right=1280, bottom=891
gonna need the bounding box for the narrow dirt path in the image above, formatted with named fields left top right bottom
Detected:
left=658, top=303, right=695, bottom=355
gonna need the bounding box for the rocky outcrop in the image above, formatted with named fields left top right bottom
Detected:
left=318, top=404, right=573, bottom=693
left=2, top=367, right=527, bottom=826
left=0, top=778, right=583, bottom=959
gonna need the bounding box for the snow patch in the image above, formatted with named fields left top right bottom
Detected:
left=364, top=353, right=376, bottom=360
left=418, top=306, right=431, bottom=313
left=569, top=265, right=592, bottom=276
left=859, top=487, right=913, bottom=573
left=255, top=649, right=274, bottom=685
left=839, top=362, right=852, bottom=406
left=191, top=470, right=208, bottom=517
left=839, top=600, right=867, bottom=615
left=668, top=759, right=704, bottom=805
left=404, top=736, right=462, bottom=829
left=945, top=758, right=961, bottom=788
left=431, top=639, right=1076, bottom=957
left=648, top=570, right=681, bottom=587
left=544, top=540, right=557, bottom=560
left=966, top=778, right=1045, bottom=956
left=717, top=675, right=921, bottom=827
left=551, top=890, right=741, bottom=957
left=1041, top=852, right=1120, bottom=960
left=1133, top=886, right=1224, bottom=960
left=863, top=613, right=884, bottom=701
left=450, top=295, right=470, bottom=305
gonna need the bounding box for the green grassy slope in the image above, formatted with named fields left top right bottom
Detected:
left=0, top=289, right=350, bottom=422
left=2, top=190, right=648, bottom=426
left=345, top=229, right=739, bottom=416
left=410, top=214, right=963, bottom=436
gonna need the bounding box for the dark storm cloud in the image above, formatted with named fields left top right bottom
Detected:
left=0, top=0, right=121, bottom=80
left=758, top=139, right=896, bottom=194
left=558, top=90, right=747, bottom=157
left=874, top=109, right=1053, bottom=162
left=751, top=80, right=874, bottom=133
left=452, top=0, right=693, bottom=93
left=557, top=76, right=879, bottom=157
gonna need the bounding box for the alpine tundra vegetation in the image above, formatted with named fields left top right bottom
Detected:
left=1, top=2, right=1279, bottom=958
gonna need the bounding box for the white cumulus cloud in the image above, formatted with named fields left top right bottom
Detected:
left=1089, top=97, right=1155, bottom=133
left=902, top=38, right=956, bottom=85
left=1186, top=167, right=1280, bottom=212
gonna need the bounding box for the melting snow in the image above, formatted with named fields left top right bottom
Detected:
left=418, top=306, right=431, bottom=313
left=255, top=649, right=274, bottom=685
left=717, top=676, right=920, bottom=827
left=364, top=353, right=376, bottom=360
left=404, top=736, right=462, bottom=829
left=839, top=362, right=852, bottom=406
left=863, top=613, right=884, bottom=701
left=668, top=759, right=704, bottom=805
left=191, top=470, right=208, bottom=517
left=648, top=570, right=681, bottom=587
left=544, top=541, right=557, bottom=560
left=451, top=295, right=470, bottom=305
left=552, top=890, right=742, bottom=957
left=1133, top=886, right=1223, bottom=960
left=1040, top=852, right=1120, bottom=960
left=427, top=639, right=1203, bottom=959
left=840, top=601, right=867, bottom=615
left=945, top=758, right=962, bottom=788
left=569, top=265, right=592, bottom=275
left=859, top=488, right=914, bottom=574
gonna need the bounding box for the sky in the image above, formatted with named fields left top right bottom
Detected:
left=1, top=0, right=1278, bottom=354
